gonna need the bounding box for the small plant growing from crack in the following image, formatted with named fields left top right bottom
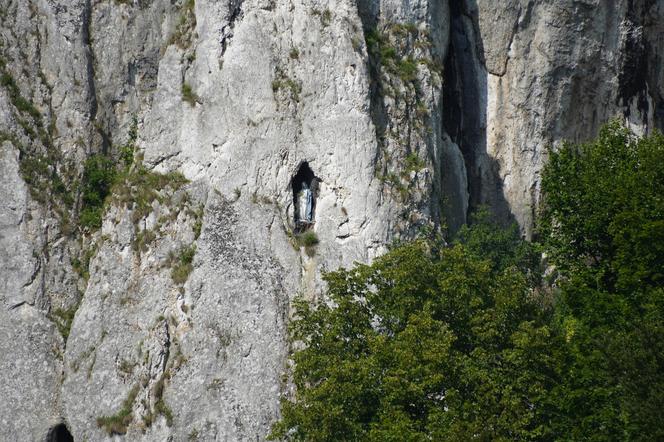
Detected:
left=169, top=244, right=197, bottom=285
left=96, top=384, right=140, bottom=435
left=182, top=82, right=199, bottom=106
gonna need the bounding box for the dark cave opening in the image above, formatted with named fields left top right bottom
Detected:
left=46, top=423, right=74, bottom=442
left=291, top=162, right=318, bottom=231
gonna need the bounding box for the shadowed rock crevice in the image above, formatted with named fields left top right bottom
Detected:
left=221, top=0, right=244, bottom=55
left=620, top=0, right=664, bottom=129
left=442, top=1, right=514, bottom=228
left=619, top=11, right=650, bottom=121
left=46, top=423, right=73, bottom=442
left=355, top=0, right=388, bottom=171
left=83, top=0, right=99, bottom=127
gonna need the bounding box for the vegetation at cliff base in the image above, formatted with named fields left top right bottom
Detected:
left=538, top=122, right=664, bottom=439
left=271, top=123, right=664, bottom=440
left=271, top=231, right=559, bottom=440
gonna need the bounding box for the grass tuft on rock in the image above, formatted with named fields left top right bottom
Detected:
left=181, top=82, right=199, bottom=106
left=169, top=244, right=197, bottom=284
left=50, top=304, right=79, bottom=342
left=96, top=384, right=140, bottom=435
left=297, top=231, right=319, bottom=247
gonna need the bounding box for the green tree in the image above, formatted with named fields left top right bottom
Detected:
left=539, top=122, right=664, bottom=440
left=455, top=207, right=542, bottom=285
left=539, top=121, right=664, bottom=294
left=271, top=231, right=562, bottom=441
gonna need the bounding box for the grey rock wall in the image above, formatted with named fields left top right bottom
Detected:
left=0, top=0, right=663, bottom=440
left=450, top=0, right=664, bottom=236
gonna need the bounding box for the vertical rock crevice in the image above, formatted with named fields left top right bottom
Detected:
left=221, top=0, right=244, bottom=56
left=442, top=1, right=513, bottom=229
left=355, top=0, right=388, bottom=177
left=82, top=0, right=98, bottom=127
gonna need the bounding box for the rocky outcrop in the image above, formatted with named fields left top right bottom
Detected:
left=446, top=0, right=664, bottom=236
left=0, top=0, right=663, bottom=440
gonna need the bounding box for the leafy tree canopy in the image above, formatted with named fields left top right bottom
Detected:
left=539, top=122, right=664, bottom=439
left=539, top=121, right=664, bottom=296
left=271, top=227, right=563, bottom=441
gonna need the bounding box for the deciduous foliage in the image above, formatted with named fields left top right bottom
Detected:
left=271, top=233, right=562, bottom=441
left=539, top=122, right=664, bottom=440
left=539, top=121, right=664, bottom=293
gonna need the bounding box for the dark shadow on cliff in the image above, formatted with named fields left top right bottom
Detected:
left=46, top=423, right=73, bottom=442
left=442, top=0, right=517, bottom=232
left=355, top=1, right=389, bottom=179
left=621, top=0, right=664, bottom=132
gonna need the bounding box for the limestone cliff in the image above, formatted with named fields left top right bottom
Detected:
left=0, top=0, right=662, bottom=440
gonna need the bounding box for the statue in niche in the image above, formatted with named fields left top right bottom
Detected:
left=298, top=182, right=314, bottom=223
left=291, top=162, right=318, bottom=230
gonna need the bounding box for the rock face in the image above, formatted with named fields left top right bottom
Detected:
left=0, top=0, right=662, bottom=440
left=445, top=0, right=664, bottom=236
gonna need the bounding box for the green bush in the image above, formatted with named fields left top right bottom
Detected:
left=111, top=165, right=188, bottom=224
left=403, top=152, right=425, bottom=173
left=80, top=154, right=117, bottom=229
left=271, top=72, right=302, bottom=103
left=297, top=231, right=319, bottom=247
left=81, top=143, right=187, bottom=232
left=170, top=244, right=196, bottom=284
left=540, top=121, right=664, bottom=292
left=538, top=122, right=664, bottom=439
left=395, top=57, right=418, bottom=82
